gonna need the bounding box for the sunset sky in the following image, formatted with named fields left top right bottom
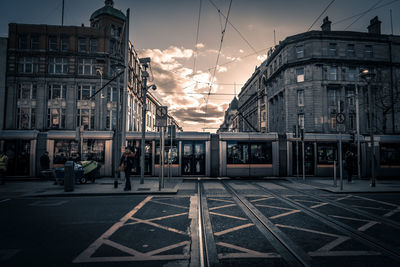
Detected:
left=1, top=0, right=399, bottom=132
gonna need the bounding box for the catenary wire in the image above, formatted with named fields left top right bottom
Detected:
left=307, top=0, right=336, bottom=31
left=344, top=0, right=384, bottom=30
left=193, top=0, right=203, bottom=75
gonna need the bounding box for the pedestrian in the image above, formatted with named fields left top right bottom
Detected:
left=0, top=150, right=8, bottom=185
left=120, top=147, right=135, bottom=191
left=40, top=152, right=50, bottom=171
left=345, top=151, right=354, bottom=183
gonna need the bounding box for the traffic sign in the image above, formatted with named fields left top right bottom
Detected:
left=156, top=106, right=168, bottom=127
left=336, top=113, right=346, bottom=124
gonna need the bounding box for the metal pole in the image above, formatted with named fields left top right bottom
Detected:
left=302, top=138, right=305, bottom=181
left=338, top=100, right=343, bottom=191
left=368, top=82, right=376, bottom=187
left=140, top=67, right=148, bottom=184
left=121, top=8, right=130, bottom=155
left=114, top=75, right=120, bottom=187
left=296, top=126, right=299, bottom=179
left=355, top=84, right=361, bottom=179
left=161, top=127, right=165, bottom=188
left=333, top=160, right=337, bottom=187
left=158, top=127, right=162, bottom=191
left=61, top=0, right=64, bottom=26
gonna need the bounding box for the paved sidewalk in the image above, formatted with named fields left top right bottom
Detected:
left=287, top=177, right=400, bottom=193
left=0, top=177, right=182, bottom=198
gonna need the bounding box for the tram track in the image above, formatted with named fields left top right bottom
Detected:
left=251, top=181, right=400, bottom=263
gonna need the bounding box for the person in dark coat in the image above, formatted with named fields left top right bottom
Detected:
left=120, top=147, right=135, bottom=191
left=40, top=152, right=50, bottom=171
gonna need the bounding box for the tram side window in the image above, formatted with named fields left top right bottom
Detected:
left=317, top=143, right=337, bottom=164
left=380, top=143, right=400, bottom=166
left=227, top=141, right=272, bottom=164
left=156, top=140, right=178, bottom=164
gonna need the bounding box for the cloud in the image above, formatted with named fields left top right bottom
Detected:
left=217, top=66, right=228, bottom=73
left=196, top=43, right=205, bottom=49
left=257, top=52, right=268, bottom=61
left=239, top=49, right=244, bottom=53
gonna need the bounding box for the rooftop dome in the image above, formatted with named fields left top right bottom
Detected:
left=90, top=0, right=126, bottom=21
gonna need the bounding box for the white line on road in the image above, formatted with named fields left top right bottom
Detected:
left=0, top=198, right=10, bottom=203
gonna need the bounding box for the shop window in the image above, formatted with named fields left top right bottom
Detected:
left=48, top=84, right=67, bottom=100
left=380, top=143, right=400, bottom=166
left=78, top=59, right=95, bottom=75
left=317, top=143, right=337, bottom=164
left=54, top=140, right=79, bottom=164
left=18, top=57, right=38, bottom=74
left=48, top=58, right=68, bottom=74
left=47, top=108, right=65, bottom=129
left=82, top=139, right=105, bottom=163
left=49, top=36, right=58, bottom=51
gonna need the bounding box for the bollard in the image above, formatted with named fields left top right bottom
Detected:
left=333, top=160, right=337, bottom=187
left=64, top=161, right=75, bottom=192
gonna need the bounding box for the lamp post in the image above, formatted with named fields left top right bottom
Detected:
left=96, top=67, right=104, bottom=129
left=139, top=57, right=157, bottom=184
left=360, top=69, right=376, bottom=187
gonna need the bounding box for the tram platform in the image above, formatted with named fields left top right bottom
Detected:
left=1, top=176, right=400, bottom=199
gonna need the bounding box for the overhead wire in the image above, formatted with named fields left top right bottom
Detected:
left=307, top=0, right=336, bottom=31
left=193, top=0, right=202, bottom=75
left=344, top=0, right=384, bottom=30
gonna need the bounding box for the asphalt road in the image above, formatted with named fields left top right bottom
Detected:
left=1, top=180, right=400, bottom=267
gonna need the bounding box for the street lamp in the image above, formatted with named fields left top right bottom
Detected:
left=360, top=69, right=376, bottom=187
left=139, top=57, right=156, bottom=184
left=96, top=67, right=105, bottom=130
left=111, top=62, right=126, bottom=188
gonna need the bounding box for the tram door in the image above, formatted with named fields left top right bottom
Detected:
left=292, top=142, right=315, bottom=176
left=182, top=141, right=205, bottom=175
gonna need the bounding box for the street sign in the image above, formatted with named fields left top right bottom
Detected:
left=337, top=124, right=346, bottom=132
left=336, top=113, right=346, bottom=124
left=168, top=125, right=176, bottom=139
left=156, top=106, right=168, bottom=127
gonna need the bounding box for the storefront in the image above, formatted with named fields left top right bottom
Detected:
left=0, top=130, right=38, bottom=177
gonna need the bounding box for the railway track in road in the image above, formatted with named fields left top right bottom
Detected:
left=197, top=179, right=400, bottom=267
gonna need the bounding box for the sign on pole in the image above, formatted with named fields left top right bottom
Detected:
left=156, top=106, right=168, bottom=127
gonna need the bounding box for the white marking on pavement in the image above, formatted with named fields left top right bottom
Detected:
left=329, top=215, right=379, bottom=231
left=384, top=207, right=400, bottom=218
left=216, top=242, right=281, bottom=258
left=255, top=204, right=296, bottom=211
left=207, top=198, right=234, bottom=203
left=150, top=200, right=189, bottom=210
left=209, top=211, right=248, bottom=221
left=249, top=197, right=274, bottom=203
left=352, top=195, right=398, bottom=207
left=0, top=198, right=10, bottom=203
left=209, top=203, right=236, bottom=210
left=29, top=200, right=68, bottom=206
left=214, top=223, right=254, bottom=236
left=269, top=210, right=301, bottom=219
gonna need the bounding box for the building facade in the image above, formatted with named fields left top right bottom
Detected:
left=0, top=0, right=179, bottom=177
left=0, top=37, right=7, bottom=131
left=218, top=97, right=238, bottom=132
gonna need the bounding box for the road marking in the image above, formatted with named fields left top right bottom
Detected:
left=209, top=203, right=236, bottom=210
left=329, top=215, right=379, bottom=232
left=291, top=199, right=329, bottom=209
left=74, top=196, right=192, bottom=263
left=216, top=242, right=281, bottom=259
left=214, top=223, right=254, bottom=236
left=254, top=204, right=296, bottom=211
left=351, top=205, right=391, bottom=211
left=269, top=210, right=301, bottom=219
left=352, top=195, right=398, bottom=207
left=384, top=207, right=400, bottom=218
left=334, top=195, right=353, bottom=202
left=209, top=211, right=248, bottom=221
left=310, top=202, right=329, bottom=209
left=208, top=198, right=234, bottom=203
left=150, top=199, right=189, bottom=210
left=29, top=200, right=68, bottom=206
left=249, top=197, right=274, bottom=203
left=275, top=224, right=344, bottom=238
left=0, top=198, right=10, bottom=203
left=0, top=249, right=20, bottom=261
left=309, top=251, right=381, bottom=257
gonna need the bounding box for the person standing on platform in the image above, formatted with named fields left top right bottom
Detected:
left=120, top=147, right=135, bottom=191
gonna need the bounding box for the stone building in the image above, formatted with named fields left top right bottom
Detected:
left=0, top=0, right=178, bottom=177
left=218, top=97, right=238, bottom=132
left=0, top=38, right=7, bottom=131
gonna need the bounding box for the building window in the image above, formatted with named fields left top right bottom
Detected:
left=17, top=108, right=35, bottom=129
left=31, top=35, right=40, bottom=50
left=347, top=44, right=355, bottom=57
left=61, top=37, right=69, bottom=51
left=330, top=114, right=336, bottom=129
left=349, top=113, right=355, bottom=130
left=90, top=39, right=98, bottom=53
left=298, top=114, right=304, bottom=129
left=47, top=108, right=65, bottom=129
left=82, top=139, right=105, bottom=163
left=296, top=45, right=304, bottom=58
left=296, top=67, right=304, bottom=82
left=19, top=34, right=28, bottom=49
left=106, top=109, right=117, bottom=130
left=365, top=45, right=373, bottom=58
left=48, top=36, right=58, bottom=51
left=329, top=66, right=337, bottom=81
left=279, top=54, right=282, bottom=65
left=348, top=67, right=356, bottom=81
left=78, top=38, right=86, bottom=52
left=18, top=83, right=37, bottom=99
left=317, top=143, right=337, bottom=164
left=78, top=59, right=95, bottom=75
left=328, top=89, right=336, bottom=106
left=48, top=84, right=67, bottom=100
left=110, top=39, right=115, bottom=54
left=297, top=90, right=304, bottom=106
left=18, top=57, right=38, bottom=73
left=106, top=87, right=118, bottom=102
left=77, top=85, right=95, bottom=100
left=48, top=58, right=68, bottom=74
left=77, top=109, right=95, bottom=130
left=346, top=88, right=355, bottom=106
left=329, top=43, right=337, bottom=56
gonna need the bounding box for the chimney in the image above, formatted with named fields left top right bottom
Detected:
left=321, top=16, right=331, bottom=32
left=368, top=16, right=381, bottom=34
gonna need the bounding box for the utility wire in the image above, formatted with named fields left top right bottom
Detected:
left=208, top=0, right=259, bottom=56
left=193, top=0, right=202, bottom=75
left=344, top=0, right=384, bottom=30
left=333, top=0, right=399, bottom=26
left=307, top=0, right=336, bottom=31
